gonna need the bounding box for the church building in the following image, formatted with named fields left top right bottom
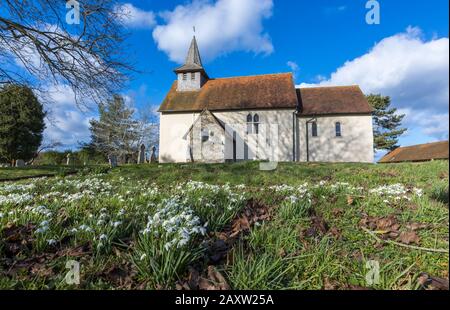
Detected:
left=158, top=36, right=374, bottom=163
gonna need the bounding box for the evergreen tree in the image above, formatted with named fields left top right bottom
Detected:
left=367, top=94, right=407, bottom=151
left=89, top=95, right=141, bottom=161
left=0, top=84, right=46, bottom=164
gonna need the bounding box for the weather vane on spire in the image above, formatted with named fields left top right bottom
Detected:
left=193, top=26, right=196, bottom=34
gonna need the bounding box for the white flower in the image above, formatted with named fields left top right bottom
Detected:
left=79, top=224, right=93, bottom=232
left=111, top=221, right=122, bottom=228
left=177, top=238, right=189, bottom=248
left=99, top=234, right=108, bottom=241
left=35, top=226, right=49, bottom=233
left=164, top=242, right=172, bottom=251
left=40, top=220, right=49, bottom=227
left=47, top=239, right=57, bottom=245
left=140, top=253, right=147, bottom=261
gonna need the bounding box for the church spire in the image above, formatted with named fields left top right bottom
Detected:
left=175, top=36, right=205, bottom=73
left=175, top=35, right=209, bottom=91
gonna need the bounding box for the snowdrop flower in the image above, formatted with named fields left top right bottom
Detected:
left=47, top=239, right=57, bottom=246
left=111, top=221, right=122, bottom=228
left=99, top=234, right=108, bottom=241
left=97, top=219, right=105, bottom=226
left=140, top=253, right=147, bottom=261
left=79, top=224, right=93, bottom=232
left=0, top=212, right=3, bottom=218
left=177, top=238, right=189, bottom=248
left=142, top=228, right=151, bottom=235
left=164, top=242, right=172, bottom=251
left=35, top=226, right=49, bottom=233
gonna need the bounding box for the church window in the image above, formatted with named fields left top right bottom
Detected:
left=253, top=114, right=260, bottom=134
left=246, top=113, right=253, bottom=134
left=312, top=122, right=318, bottom=137
left=191, top=72, right=195, bottom=80
left=183, top=73, right=187, bottom=80
left=335, top=122, right=342, bottom=137
left=201, top=129, right=209, bottom=142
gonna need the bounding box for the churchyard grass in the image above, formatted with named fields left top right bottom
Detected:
left=0, top=165, right=80, bottom=181
left=0, top=160, right=448, bottom=289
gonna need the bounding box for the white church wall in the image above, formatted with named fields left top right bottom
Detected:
left=177, top=72, right=203, bottom=91
left=209, top=109, right=296, bottom=162
left=297, top=115, right=374, bottom=163
left=159, top=112, right=198, bottom=163
left=159, top=109, right=296, bottom=163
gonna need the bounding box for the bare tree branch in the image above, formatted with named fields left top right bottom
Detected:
left=0, top=0, right=134, bottom=107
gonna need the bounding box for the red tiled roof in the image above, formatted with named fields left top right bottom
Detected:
left=297, top=85, right=373, bottom=115
left=159, top=73, right=298, bottom=112
left=379, top=141, right=449, bottom=163
left=158, top=73, right=373, bottom=115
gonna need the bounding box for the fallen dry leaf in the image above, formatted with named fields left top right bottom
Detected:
left=347, top=196, right=355, bottom=206
left=398, top=231, right=420, bottom=245
left=418, top=273, right=449, bottom=290
left=406, top=223, right=428, bottom=231
left=332, top=208, right=344, bottom=217
left=198, top=266, right=230, bottom=290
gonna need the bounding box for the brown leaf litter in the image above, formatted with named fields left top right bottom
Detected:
left=99, top=263, right=137, bottom=289
left=206, top=199, right=273, bottom=265
left=176, top=266, right=230, bottom=290
left=417, top=273, right=449, bottom=290
left=1, top=223, right=92, bottom=278
left=359, top=214, right=427, bottom=245
left=323, top=277, right=371, bottom=290
left=298, top=208, right=344, bottom=242
left=229, top=198, right=272, bottom=238
left=178, top=199, right=273, bottom=290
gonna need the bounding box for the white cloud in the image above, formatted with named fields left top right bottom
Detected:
left=287, top=61, right=300, bottom=80
left=299, top=26, right=449, bottom=140
left=152, top=0, right=274, bottom=63
left=115, top=3, right=156, bottom=29
left=43, top=85, right=97, bottom=149
left=287, top=61, right=299, bottom=72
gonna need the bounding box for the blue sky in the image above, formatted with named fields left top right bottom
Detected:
left=16, top=0, right=450, bottom=156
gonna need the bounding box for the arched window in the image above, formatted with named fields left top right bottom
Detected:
left=191, top=72, right=195, bottom=80
left=253, top=114, right=260, bottom=134
left=335, top=122, right=342, bottom=137
left=246, top=113, right=253, bottom=134
left=311, top=122, right=318, bottom=137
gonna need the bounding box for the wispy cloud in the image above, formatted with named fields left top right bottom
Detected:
left=152, top=0, right=274, bottom=63
left=114, top=3, right=156, bottom=29
left=287, top=61, right=300, bottom=80
left=299, top=26, right=449, bottom=141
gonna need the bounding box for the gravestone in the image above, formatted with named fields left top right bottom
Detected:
left=66, top=153, right=72, bottom=166
left=138, top=144, right=146, bottom=164
left=108, top=155, right=117, bottom=168
left=150, top=146, right=157, bottom=163
left=15, top=159, right=25, bottom=167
